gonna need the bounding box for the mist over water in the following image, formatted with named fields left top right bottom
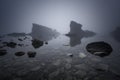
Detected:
left=1, top=0, right=120, bottom=34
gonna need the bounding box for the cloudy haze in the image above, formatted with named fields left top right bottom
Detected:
left=0, top=0, right=120, bottom=34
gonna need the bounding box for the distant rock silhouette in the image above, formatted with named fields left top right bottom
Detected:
left=7, top=33, right=27, bottom=37
left=111, top=27, right=120, bottom=42
left=66, top=21, right=96, bottom=47
left=86, top=41, right=113, bottom=57
left=31, top=23, right=59, bottom=41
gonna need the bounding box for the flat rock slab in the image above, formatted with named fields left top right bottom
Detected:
left=86, top=41, right=113, bottom=57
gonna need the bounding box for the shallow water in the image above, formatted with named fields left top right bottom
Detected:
left=0, top=33, right=120, bottom=80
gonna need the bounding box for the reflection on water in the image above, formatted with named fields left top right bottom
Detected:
left=66, top=21, right=95, bottom=47
left=111, top=27, right=120, bottom=42
left=0, top=22, right=120, bottom=80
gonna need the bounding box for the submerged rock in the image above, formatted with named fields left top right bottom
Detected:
left=32, top=39, right=43, bottom=48
left=15, top=52, right=25, bottom=56
left=0, top=49, right=7, bottom=56
left=27, top=51, right=36, bottom=58
left=86, top=41, right=113, bottom=57
left=7, top=42, right=17, bottom=48
left=3, top=42, right=17, bottom=48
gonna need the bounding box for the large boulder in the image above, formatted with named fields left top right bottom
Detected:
left=32, top=39, right=44, bottom=49
left=31, top=23, right=59, bottom=41
left=86, top=41, right=113, bottom=57
left=66, top=21, right=95, bottom=47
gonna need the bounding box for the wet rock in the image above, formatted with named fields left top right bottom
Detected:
left=24, top=36, right=28, bottom=40
left=15, top=52, right=25, bottom=56
left=32, top=39, right=43, bottom=48
left=27, top=51, right=36, bottom=58
left=45, top=42, right=48, bottom=44
left=4, top=42, right=17, bottom=48
left=67, top=53, right=73, bottom=57
left=18, top=44, right=24, bottom=47
left=0, top=49, right=7, bottom=56
left=79, top=52, right=87, bottom=58
left=86, top=41, right=113, bottom=57
left=18, top=38, right=23, bottom=41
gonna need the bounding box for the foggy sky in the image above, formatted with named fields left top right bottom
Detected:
left=0, top=0, right=120, bottom=34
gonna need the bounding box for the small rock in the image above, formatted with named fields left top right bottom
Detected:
left=15, top=52, right=25, bottom=56
left=79, top=52, right=87, bottom=58
left=6, top=42, right=17, bottom=48
left=18, top=44, right=24, bottom=47
left=32, top=39, right=44, bottom=48
left=0, top=49, right=7, bottom=56
left=45, top=42, right=48, bottom=44
left=27, top=51, right=36, bottom=58
left=18, top=38, right=23, bottom=41
left=67, top=53, right=73, bottom=57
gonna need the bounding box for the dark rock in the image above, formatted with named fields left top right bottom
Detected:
left=31, top=23, right=59, bottom=41
left=67, top=53, right=73, bottom=57
left=86, top=41, right=113, bottom=57
left=15, top=52, right=25, bottom=56
left=0, top=49, right=7, bottom=56
left=111, top=27, right=120, bottom=42
left=2, top=42, right=17, bottom=48
left=45, top=42, right=48, bottom=44
left=18, top=44, right=24, bottom=47
left=6, top=42, right=17, bottom=48
left=32, top=39, right=43, bottom=48
left=18, top=38, right=23, bottom=41
left=27, top=51, right=36, bottom=58
left=24, top=36, right=28, bottom=40
left=66, top=21, right=96, bottom=47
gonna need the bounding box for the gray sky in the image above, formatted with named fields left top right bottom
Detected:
left=0, top=0, right=120, bottom=34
